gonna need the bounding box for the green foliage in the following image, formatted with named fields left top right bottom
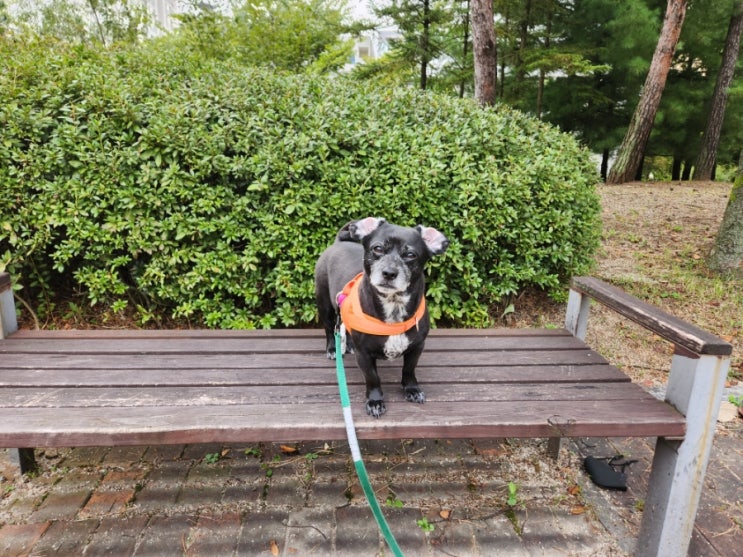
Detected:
left=172, top=0, right=351, bottom=74
left=416, top=517, right=435, bottom=532
left=0, top=39, right=601, bottom=328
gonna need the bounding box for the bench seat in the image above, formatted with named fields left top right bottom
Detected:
left=0, top=328, right=686, bottom=447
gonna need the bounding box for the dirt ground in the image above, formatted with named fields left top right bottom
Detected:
left=513, top=180, right=741, bottom=390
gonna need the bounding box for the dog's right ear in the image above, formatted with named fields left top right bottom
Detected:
left=337, top=217, right=385, bottom=242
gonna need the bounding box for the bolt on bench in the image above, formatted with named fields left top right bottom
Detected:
left=0, top=272, right=731, bottom=556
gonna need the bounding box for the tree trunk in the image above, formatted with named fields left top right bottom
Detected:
left=600, top=149, right=609, bottom=182
left=681, top=160, right=693, bottom=181
left=471, top=0, right=497, bottom=106
left=420, top=0, right=431, bottom=90
left=708, top=151, right=743, bottom=276
left=672, top=156, right=682, bottom=180
left=693, top=2, right=743, bottom=181
left=537, top=7, right=553, bottom=119
left=459, top=0, right=470, bottom=98
left=607, top=0, right=687, bottom=184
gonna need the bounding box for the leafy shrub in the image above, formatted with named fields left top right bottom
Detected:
left=0, top=39, right=601, bottom=328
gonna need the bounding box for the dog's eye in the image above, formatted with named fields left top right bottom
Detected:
left=372, top=245, right=386, bottom=256
left=403, top=251, right=418, bottom=261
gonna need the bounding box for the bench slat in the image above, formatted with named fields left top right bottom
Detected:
left=0, top=399, right=685, bottom=447
left=7, top=327, right=571, bottom=340
left=0, top=349, right=609, bottom=369
left=0, top=364, right=630, bottom=387
left=0, top=400, right=685, bottom=447
left=0, top=332, right=585, bottom=354
left=1, top=382, right=657, bottom=408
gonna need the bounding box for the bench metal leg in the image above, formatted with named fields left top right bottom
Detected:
left=636, top=352, right=729, bottom=557
left=4, top=448, right=37, bottom=478
left=547, top=437, right=562, bottom=460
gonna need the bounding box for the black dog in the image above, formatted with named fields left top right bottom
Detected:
left=314, top=217, right=449, bottom=417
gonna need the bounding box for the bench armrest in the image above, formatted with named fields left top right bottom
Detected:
left=1, top=272, right=18, bottom=338
left=569, top=276, right=732, bottom=357
left=0, top=272, right=10, bottom=294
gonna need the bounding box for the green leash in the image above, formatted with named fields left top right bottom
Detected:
left=334, top=332, right=404, bottom=557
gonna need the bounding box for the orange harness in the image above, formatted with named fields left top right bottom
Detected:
left=338, top=273, right=426, bottom=336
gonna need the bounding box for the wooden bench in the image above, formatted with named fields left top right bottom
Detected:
left=0, top=272, right=731, bottom=556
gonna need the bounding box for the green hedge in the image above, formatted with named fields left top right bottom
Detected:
left=0, top=39, right=601, bottom=328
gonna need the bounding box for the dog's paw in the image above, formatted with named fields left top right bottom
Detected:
left=366, top=400, right=387, bottom=418
left=325, top=349, right=337, bottom=360
left=404, top=387, right=426, bottom=404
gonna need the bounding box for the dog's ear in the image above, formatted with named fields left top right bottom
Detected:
left=417, top=225, right=449, bottom=256
left=343, top=217, right=386, bottom=242
left=335, top=221, right=358, bottom=242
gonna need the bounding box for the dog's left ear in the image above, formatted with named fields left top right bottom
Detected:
left=417, top=225, right=449, bottom=256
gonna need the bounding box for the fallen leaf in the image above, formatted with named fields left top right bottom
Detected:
left=439, top=509, right=451, bottom=520
left=567, top=485, right=581, bottom=497
left=570, top=506, right=587, bottom=515
left=477, top=448, right=506, bottom=458
left=280, top=445, right=299, bottom=454
left=221, top=448, right=231, bottom=457
left=270, top=539, right=279, bottom=556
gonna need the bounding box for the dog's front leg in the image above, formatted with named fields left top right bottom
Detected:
left=355, top=351, right=385, bottom=417
left=401, top=343, right=426, bottom=404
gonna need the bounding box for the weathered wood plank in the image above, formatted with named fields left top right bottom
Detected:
left=571, top=277, right=733, bottom=356
left=0, top=349, right=610, bottom=370
left=0, top=382, right=658, bottom=408
left=0, top=332, right=586, bottom=354
left=0, top=399, right=686, bottom=447
left=7, top=327, right=571, bottom=340
left=0, top=364, right=630, bottom=387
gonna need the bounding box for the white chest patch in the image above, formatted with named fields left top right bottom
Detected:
left=384, top=334, right=410, bottom=360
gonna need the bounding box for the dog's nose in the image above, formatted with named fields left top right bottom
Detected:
left=382, top=269, right=398, bottom=281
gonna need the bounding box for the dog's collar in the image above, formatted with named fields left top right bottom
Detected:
left=338, top=273, right=426, bottom=336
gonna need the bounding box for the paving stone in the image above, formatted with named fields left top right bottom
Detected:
left=265, top=477, right=306, bottom=507
left=79, top=489, right=134, bottom=518
left=0, top=522, right=50, bottom=557
left=30, top=489, right=92, bottom=522
left=335, top=505, right=382, bottom=555
left=472, top=512, right=530, bottom=556
left=182, top=443, right=226, bottom=462
left=102, top=445, right=148, bottom=466
left=61, top=447, right=109, bottom=468
left=236, top=509, right=289, bottom=555
left=307, top=478, right=350, bottom=507
left=142, top=444, right=185, bottom=462
left=134, top=514, right=198, bottom=556
left=81, top=516, right=149, bottom=557
left=429, top=515, right=479, bottom=556
left=28, top=518, right=99, bottom=555
left=176, top=481, right=224, bottom=508
left=285, top=508, right=334, bottom=555
left=386, top=507, right=429, bottom=555
left=101, top=468, right=148, bottom=485
left=185, top=511, right=242, bottom=556
left=520, top=509, right=599, bottom=556
left=222, top=482, right=263, bottom=505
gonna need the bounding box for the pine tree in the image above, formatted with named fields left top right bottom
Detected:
left=709, top=150, right=743, bottom=275
left=470, top=0, right=497, bottom=104
left=607, top=0, right=688, bottom=184
left=693, top=1, right=743, bottom=180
